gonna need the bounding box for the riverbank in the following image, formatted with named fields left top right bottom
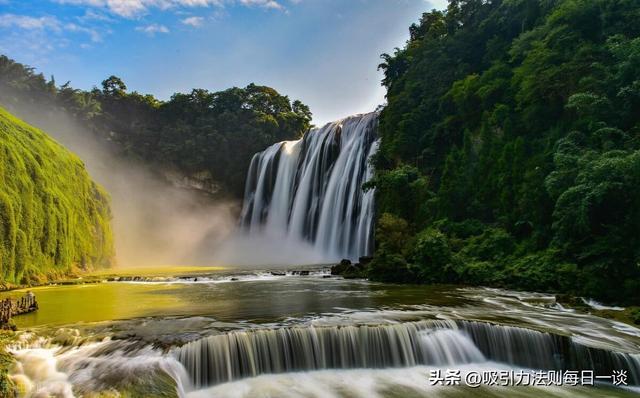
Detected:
left=0, top=266, right=108, bottom=293
left=0, top=266, right=228, bottom=295
left=330, top=259, right=640, bottom=328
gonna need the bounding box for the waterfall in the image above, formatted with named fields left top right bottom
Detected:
left=173, top=320, right=482, bottom=388
left=239, top=113, right=379, bottom=262
left=173, top=320, right=640, bottom=388
left=458, top=321, right=640, bottom=378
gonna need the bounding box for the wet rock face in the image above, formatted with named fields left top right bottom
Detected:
left=163, top=169, right=222, bottom=196
left=292, top=270, right=310, bottom=276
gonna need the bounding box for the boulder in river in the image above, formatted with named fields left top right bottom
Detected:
left=290, top=270, right=310, bottom=276
left=331, top=259, right=351, bottom=275
left=330, top=259, right=365, bottom=279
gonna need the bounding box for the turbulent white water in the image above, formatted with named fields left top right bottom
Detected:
left=238, top=113, right=379, bottom=263
left=12, top=318, right=640, bottom=396
left=7, top=281, right=640, bottom=397
left=9, top=337, right=190, bottom=397
left=173, top=319, right=640, bottom=389
left=185, top=364, right=634, bottom=398
left=581, top=298, right=625, bottom=311
left=173, top=321, right=485, bottom=388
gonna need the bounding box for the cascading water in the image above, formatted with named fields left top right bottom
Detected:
left=174, top=320, right=482, bottom=388
left=239, top=113, right=379, bottom=262
left=8, top=283, right=640, bottom=397
left=173, top=320, right=640, bottom=389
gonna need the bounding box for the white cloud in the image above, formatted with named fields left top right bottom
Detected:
left=0, top=13, right=106, bottom=44
left=81, top=9, right=110, bottom=20
left=240, top=0, right=283, bottom=10
left=0, top=14, right=61, bottom=31
left=53, top=0, right=285, bottom=18
left=78, top=9, right=117, bottom=22
left=60, top=0, right=147, bottom=18
left=135, top=23, right=170, bottom=35
left=65, top=22, right=102, bottom=42
left=0, top=15, right=62, bottom=63
left=181, top=16, right=203, bottom=27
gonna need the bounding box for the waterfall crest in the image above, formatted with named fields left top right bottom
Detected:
left=174, top=320, right=640, bottom=388
left=239, top=113, right=379, bottom=262
left=174, top=320, right=482, bottom=388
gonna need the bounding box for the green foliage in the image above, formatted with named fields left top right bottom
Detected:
left=459, top=228, right=515, bottom=262
left=0, top=107, right=113, bottom=284
left=373, top=213, right=411, bottom=255
left=147, top=84, right=312, bottom=195
left=410, top=228, right=456, bottom=283
left=370, top=0, right=640, bottom=304
left=549, top=148, right=640, bottom=302
left=502, top=250, right=578, bottom=293
left=367, top=213, right=413, bottom=282
left=367, top=165, right=431, bottom=225
left=0, top=56, right=312, bottom=197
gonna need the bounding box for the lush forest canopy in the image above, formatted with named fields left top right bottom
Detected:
left=370, top=0, right=640, bottom=304
left=0, top=58, right=312, bottom=196
left=0, top=107, right=113, bottom=285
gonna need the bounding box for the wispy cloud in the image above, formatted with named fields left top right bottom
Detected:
left=0, top=14, right=62, bottom=31
left=78, top=9, right=116, bottom=23
left=0, top=13, right=106, bottom=63
left=53, top=0, right=287, bottom=18
left=240, top=0, right=283, bottom=11
left=0, top=13, right=104, bottom=42
left=55, top=0, right=147, bottom=18
left=181, top=16, right=204, bottom=27
left=65, top=22, right=102, bottom=42
left=0, top=15, right=62, bottom=63
left=135, top=23, right=170, bottom=36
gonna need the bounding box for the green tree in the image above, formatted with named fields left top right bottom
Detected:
left=370, top=0, right=640, bottom=304
left=101, top=76, right=127, bottom=97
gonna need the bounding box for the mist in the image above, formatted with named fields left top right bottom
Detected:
left=6, top=102, right=238, bottom=268
left=210, top=232, right=331, bottom=266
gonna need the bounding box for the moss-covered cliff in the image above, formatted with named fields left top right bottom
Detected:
left=0, top=106, right=113, bottom=284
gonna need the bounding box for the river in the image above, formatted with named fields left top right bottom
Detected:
left=3, top=266, right=640, bottom=397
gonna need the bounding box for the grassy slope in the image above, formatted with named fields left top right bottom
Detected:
left=0, top=106, right=113, bottom=285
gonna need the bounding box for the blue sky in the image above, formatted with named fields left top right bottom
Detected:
left=0, top=0, right=447, bottom=125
